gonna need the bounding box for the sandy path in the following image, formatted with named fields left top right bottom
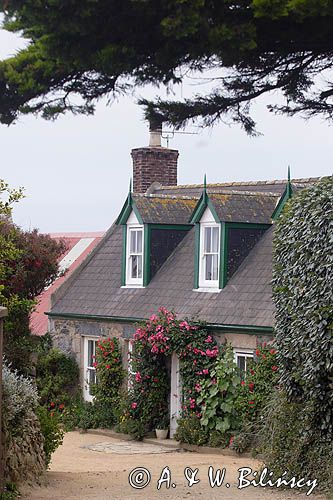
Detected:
left=21, top=432, right=326, bottom=500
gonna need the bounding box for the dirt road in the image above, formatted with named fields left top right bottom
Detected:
left=21, top=432, right=326, bottom=500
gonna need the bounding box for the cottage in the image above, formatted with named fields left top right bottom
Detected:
left=47, top=124, right=318, bottom=436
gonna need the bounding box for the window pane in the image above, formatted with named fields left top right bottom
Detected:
left=212, top=227, right=219, bottom=252
left=88, top=369, right=96, bottom=395
left=204, top=227, right=211, bottom=252
left=237, top=356, right=246, bottom=371
left=212, top=254, right=218, bottom=280
left=136, top=230, right=142, bottom=253
left=131, top=255, right=138, bottom=278
left=205, top=254, right=212, bottom=280
left=130, top=230, right=136, bottom=253
left=88, top=340, right=94, bottom=367
left=137, top=255, right=142, bottom=278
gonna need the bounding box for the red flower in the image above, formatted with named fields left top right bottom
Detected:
left=50, top=402, right=55, bottom=408
left=131, top=402, right=138, bottom=409
left=261, top=354, right=267, bottom=360
left=270, top=349, right=276, bottom=355
left=249, top=401, right=255, bottom=406
left=248, top=382, right=255, bottom=392
left=106, top=364, right=111, bottom=369
left=272, top=365, right=278, bottom=372
left=50, top=412, right=54, bottom=417
left=255, top=349, right=260, bottom=356
left=250, top=369, right=255, bottom=375
left=229, top=436, right=234, bottom=447
left=241, top=380, right=245, bottom=386
left=59, top=404, right=65, bottom=410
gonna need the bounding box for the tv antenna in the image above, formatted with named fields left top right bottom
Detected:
left=162, top=129, right=198, bottom=148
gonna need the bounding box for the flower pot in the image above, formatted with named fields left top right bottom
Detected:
left=155, top=428, right=168, bottom=439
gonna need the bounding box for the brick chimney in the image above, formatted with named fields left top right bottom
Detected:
left=132, top=118, right=179, bottom=193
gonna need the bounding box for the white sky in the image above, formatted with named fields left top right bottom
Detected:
left=0, top=23, right=332, bottom=233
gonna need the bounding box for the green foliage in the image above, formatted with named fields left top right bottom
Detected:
left=36, top=405, right=64, bottom=468
left=90, top=337, right=125, bottom=428
left=174, top=415, right=208, bottom=446
left=0, top=2, right=332, bottom=131
left=235, top=344, right=279, bottom=425
left=267, top=177, right=333, bottom=493
left=198, top=345, right=241, bottom=435
left=260, top=391, right=333, bottom=494
left=273, top=177, right=333, bottom=435
left=36, top=348, right=80, bottom=407
left=0, top=182, right=65, bottom=373
left=0, top=483, right=18, bottom=500
left=126, top=308, right=219, bottom=438
left=2, top=362, right=38, bottom=433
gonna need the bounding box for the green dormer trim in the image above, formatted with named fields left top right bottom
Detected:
left=116, top=192, right=143, bottom=225
left=272, top=167, right=293, bottom=220
left=190, top=191, right=219, bottom=224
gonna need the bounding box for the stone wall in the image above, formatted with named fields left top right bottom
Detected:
left=4, top=410, right=45, bottom=484
left=50, top=318, right=135, bottom=389
left=212, top=331, right=274, bottom=349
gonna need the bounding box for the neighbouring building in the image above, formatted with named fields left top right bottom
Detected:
left=30, top=232, right=104, bottom=336
left=47, top=123, right=321, bottom=436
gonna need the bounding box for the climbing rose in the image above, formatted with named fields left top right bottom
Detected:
left=131, top=402, right=137, bottom=409
left=272, top=365, right=278, bottom=372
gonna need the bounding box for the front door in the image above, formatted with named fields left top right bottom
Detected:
left=170, top=353, right=181, bottom=438
left=83, top=337, right=97, bottom=402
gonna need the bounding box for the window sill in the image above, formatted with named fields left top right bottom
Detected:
left=121, top=284, right=145, bottom=289
left=194, top=287, right=221, bottom=293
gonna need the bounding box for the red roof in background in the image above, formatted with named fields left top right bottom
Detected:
left=30, top=232, right=105, bottom=336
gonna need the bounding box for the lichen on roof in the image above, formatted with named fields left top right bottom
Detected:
left=133, top=194, right=197, bottom=224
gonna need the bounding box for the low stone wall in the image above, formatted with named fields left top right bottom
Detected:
left=4, top=409, right=45, bottom=484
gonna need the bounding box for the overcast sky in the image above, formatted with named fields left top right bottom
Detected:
left=1, top=23, right=332, bottom=233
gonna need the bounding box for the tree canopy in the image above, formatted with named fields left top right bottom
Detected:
left=0, top=1, right=333, bottom=133
left=0, top=180, right=66, bottom=372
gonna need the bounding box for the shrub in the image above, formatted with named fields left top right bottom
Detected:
left=36, top=348, right=80, bottom=407
left=91, top=337, right=125, bottom=427
left=198, top=344, right=241, bottom=438
left=260, top=391, right=333, bottom=494
left=2, top=362, right=39, bottom=430
left=127, top=308, right=219, bottom=438
left=273, top=177, right=333, bottom=434
left=269, top=177, right=333, bottom=493
left=235, top=344, right=279, bottom=425
left=174, top=415, right=208, bottom=446
left=36, top=406, right=64, bottom=467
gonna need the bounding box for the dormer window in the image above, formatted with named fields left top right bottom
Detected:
left=198, top=207, right=221, bottom=291
left=199, top=223, right=220, bottom=288
left=128, top=227, right=143, bottom=283
left=125, top=211, right=144, bottom=287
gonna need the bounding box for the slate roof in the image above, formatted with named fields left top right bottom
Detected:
left=154, top=178, right=318, bottom=197
left=50, top=224, right=274, bottom=328
left=208, top=192, right=278, bottom=224
left=133, top=194, right=197, bottom=225
left=49, top=177, right=321, bottom=329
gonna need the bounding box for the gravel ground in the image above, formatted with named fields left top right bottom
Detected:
left=21, top=432, right=327, bottom=500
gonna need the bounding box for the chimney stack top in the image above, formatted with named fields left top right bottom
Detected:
left=148, top=116, right=163, bottom=147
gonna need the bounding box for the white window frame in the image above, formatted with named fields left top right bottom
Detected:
left=83, top=337, right=98, bottom=402
left=126, top=220, right=144, bottom=287
left=127, top=339, right=134, bottom=390
left=234, top=348, right=254, bottom=373
left=198, top=220, right=220, bottom=290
